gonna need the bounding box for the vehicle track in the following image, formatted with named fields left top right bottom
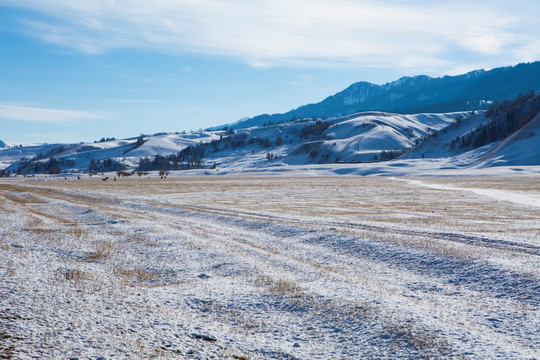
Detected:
left=3, top=182, right=539, bottom=267
left=15, top=183, right=537, bottom=307
left=1, top=179, right=539, bottom=359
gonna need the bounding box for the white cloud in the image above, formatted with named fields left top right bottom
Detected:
left=0, top=104, right=103, bottom=124
left=1, top=0, right=539, bottom=73
left=289, top=73, right=314, bottom=86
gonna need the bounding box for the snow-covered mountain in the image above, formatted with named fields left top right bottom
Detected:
left=222, top=61, right=540, bottom=130
left=1, top=85, right=539, bottom=176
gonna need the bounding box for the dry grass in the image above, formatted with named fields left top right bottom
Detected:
left=384, top=319, right=451, bottom=358
left=0, top=326, right=21, bottom=360
left=0, top=231, right=7, bottom=250
left=1, top=193, right=45, bottom=205
left=115, top=267, right=160, bottom=284
left=257, top=275, right=313, bottom=304
left=4, top=176, right=537, bottom=243
left=54, top=266, right=102, bottom=293
left=65, top=226, right=86, bottom=239
left=258, top=275, right=298, bottom=293
left=267, top=277, right=304, bottom=296
left=56, top=267, right=89, bottom=281
left=232, top=355, right=249, bottom=360
left=84, top=240, right=116, bottom=262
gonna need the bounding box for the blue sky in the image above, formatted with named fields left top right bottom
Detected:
left=1, top=1, right=539, bottom=144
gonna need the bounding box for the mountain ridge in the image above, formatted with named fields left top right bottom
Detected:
left=213, top=62, right=540, bottom=130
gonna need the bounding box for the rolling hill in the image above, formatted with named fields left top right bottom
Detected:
left=1, top=77, right=539, bottom=176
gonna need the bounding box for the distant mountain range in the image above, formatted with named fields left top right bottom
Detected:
left=221, top=61, right=540, bottom=130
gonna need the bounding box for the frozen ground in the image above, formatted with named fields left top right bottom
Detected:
left=1, top=176, right=539, bottom=359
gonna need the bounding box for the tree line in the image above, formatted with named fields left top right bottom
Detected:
left=451, top=91, right=538, bottom=150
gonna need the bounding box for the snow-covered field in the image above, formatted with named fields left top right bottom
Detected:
left=1, top=176, right=539, bottom=359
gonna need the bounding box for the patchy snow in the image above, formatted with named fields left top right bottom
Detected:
left=1, top=176, right=538, bottom=359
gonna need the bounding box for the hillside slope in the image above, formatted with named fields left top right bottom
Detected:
left=143, top=111, right=471, bottom=171
left=480, top=113, right=540, bottom=166
left=401, top=92, right=540, bottom=167
left=400, top=112, right=490, bottom=162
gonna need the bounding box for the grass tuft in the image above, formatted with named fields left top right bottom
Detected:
left=115, top=267, right=160, bottom=283
left=56, top=267, right=88, bottom=281
left=384, top=319, right=451, bottom=357
left=85, top=240, right=115, bottom=262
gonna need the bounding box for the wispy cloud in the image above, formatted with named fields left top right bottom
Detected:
left=289, top=73, right=314, bottom=86
left=0, top=104, right=103, bottom=124
left=1, top=0, right=539, bottom=73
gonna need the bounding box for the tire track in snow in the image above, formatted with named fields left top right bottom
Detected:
left=108, top=193, right=539, bottom=356
left=5, top=183, right=538, bottom=305
left=21, top=182, right=534, bottom=308
left=106, top=197, right=540, bottom=307
left=133, top=199, right=540, bottom=257
left=5, top=185, right=455, bottom=357
left=2, top=179, right=539, bottom=358
left=5, top=182, right=538, bottom=256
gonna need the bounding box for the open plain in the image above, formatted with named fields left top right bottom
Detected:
left=1, top=175, right=539, bottom=359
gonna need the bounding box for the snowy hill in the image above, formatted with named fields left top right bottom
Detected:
left=400, top=112, right=491, bottom=162
left=222, top=61, right=540, bottom=130
left=0, top=112, right=467, bottom=174
left=159, top=111, right=468, bottom=172
left=479, top=111, right=540, bottom=166
left=401, top=92, right=540, bottom=167
left=1, top=93, right=539, bottom=176
left=0, top=131, right=220, bottom=174
left=0, top=143, right=72, bottom=172
left=480, top=101, right=540, bottom=166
